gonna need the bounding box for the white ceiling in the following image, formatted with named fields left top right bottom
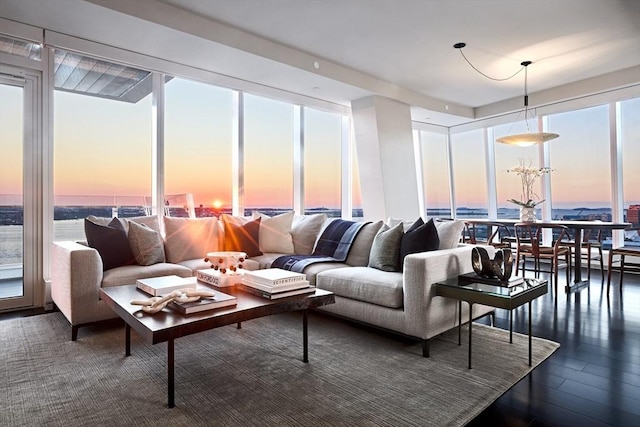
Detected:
left=1, top=0, right=639, bottom=126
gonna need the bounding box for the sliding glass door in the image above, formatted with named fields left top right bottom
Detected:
left=0, top=74, right=33, bottom=310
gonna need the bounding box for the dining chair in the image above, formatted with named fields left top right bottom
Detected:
left=514, top=222, right=571, bottom=296
left=606, top=227, right=640, bottom=297
left=463, top=221, right=513, bottom=249
left=557, top=223, right=604, bottom=281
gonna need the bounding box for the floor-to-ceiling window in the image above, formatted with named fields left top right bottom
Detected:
left=53, top=50, right=152, bottom=241
left=620, top=98, right=640, bottom=246
left=303, top=107, right=342, bottom=217
left=451, top=129, right=487, bottom=219
left=419, top=130, right=452, bottom=218
left=243, top=93, right=294, bottom=215
left=165, top=77, right=233, bottom=217
left=0, top=81, right=24, bottom=302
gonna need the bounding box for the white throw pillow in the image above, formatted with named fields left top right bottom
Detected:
left=252, top=211, right=295, bottom=254
left=434, top=219, right=465, bottom=250
left=291, top=213, right=327, bottom=255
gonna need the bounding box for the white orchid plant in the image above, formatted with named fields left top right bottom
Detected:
left=507, top=158, right=551, bottom=208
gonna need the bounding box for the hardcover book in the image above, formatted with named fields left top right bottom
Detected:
left=237, top=282, right=315, bottom=300
left=169, top=288, right=237, bottom=314
left=241, top=277, right=311, bottom=293
left=136, top=275, right=196, bottom=296
left=242, top=268, right=306, bottom=286
left=196, top=269, right=245, bottom=288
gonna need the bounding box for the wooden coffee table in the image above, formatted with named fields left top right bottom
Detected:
left=100, top=284, right=335, bottom=407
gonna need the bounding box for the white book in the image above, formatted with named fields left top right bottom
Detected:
left=242, top=268, right=306, bottom=286
left=238, top=283, right=315, bottom=300
left=169, top=288, right=237, bottom=314
left=196, top=269, right=245, bottom=288
left=241, top=277, right=311, bottom=293
left=136, top=275, right=196, bottom=296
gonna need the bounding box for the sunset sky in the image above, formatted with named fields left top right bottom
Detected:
left=1, top=82, right=638, bottom=210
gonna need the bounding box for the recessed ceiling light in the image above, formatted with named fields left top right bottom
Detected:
left=313, top=61, right=320, bottom=69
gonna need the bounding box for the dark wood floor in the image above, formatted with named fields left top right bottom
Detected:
left=469, top=268, right=640, bottom=427
left=1, top=268, right=638, bottom=427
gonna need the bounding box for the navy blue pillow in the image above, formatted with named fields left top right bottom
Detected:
left=399, top=218, right=440, bottom=267
left=84, top=218, right=136, bottom=271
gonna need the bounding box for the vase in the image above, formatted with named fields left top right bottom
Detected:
left=520, top=206, right=536, bottom=222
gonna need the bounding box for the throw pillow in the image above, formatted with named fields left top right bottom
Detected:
left=251, top=211, right=295, bottom=253
left=84, top=217, right=136, bottom=271
left=291, top=213, right=327, bottom=255
left=368, top=222, right=404, bottom=272
left=434, top=219, right=465, bottom=250
left=399, top=218, right=440, bottom=266
left=164, top=216, right=222, bottom=263
left=127, top=220, right=166, bottom=265
left=224, top=217, right=262, bottom=257
left=344, top=220, right=383, bottom=266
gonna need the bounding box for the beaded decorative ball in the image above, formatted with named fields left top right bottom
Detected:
left=203, top=251, right=248, bottom=274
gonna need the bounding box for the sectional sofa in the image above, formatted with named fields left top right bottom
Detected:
left=51, top=212, right=494, bottom=355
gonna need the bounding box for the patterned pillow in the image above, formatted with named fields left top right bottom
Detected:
left=127, top=220, right=165, bottom=265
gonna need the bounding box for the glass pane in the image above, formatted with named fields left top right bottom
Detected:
left=451, top=129, right=487, bottom=219
left=420, top=130, right=452, bottom=218
left=165, top=78, right=233, bottom=217
left=0, top=35, right=41, bottom=61
left=548, top=105, right=611, bottom=215
left=304, top=108, right=342, bottom=218
left=0, top=83, right=24, bottom=298
left=620, top=98, right=640, bottom=246
left=243, top=93, right=294, bottom=214
left=54, top=54, right=153, bottom=242
left=493, top=120, right=539, bottom=219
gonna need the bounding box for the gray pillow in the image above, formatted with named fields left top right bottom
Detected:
left=368, top=222, right=404, bottom=272
left=291, top=214, right=327, bottom=255
left=127, top=220, right=166, bottom=265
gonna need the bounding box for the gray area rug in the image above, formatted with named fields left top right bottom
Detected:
left=1, top=311, right=558, bottom=427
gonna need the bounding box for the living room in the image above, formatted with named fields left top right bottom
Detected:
left=1, top=1, right=639, bottom=426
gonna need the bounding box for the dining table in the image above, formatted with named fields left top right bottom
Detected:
left=462, top=218, right=631, bottom=292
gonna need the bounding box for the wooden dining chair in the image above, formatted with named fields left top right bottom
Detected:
left=557, top=223, right=604, bottom=281
left=514, top=223, right=571, bottom=296
left=463, top=221, right=513, bottom=249
left=606, top=227, right=640, bottom=297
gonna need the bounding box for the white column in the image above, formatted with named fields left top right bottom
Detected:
left=351, top=96, right=420, bottom=221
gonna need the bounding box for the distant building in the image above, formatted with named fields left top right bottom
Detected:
left=627, top=204, right=640, bottom=225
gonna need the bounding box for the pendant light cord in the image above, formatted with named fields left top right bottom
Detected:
left=456, top=45, right=526, bottom=81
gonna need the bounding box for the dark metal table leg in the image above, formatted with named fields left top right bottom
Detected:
left=125, top=324, right=131, bottom=357
left=528, top=301, right=532, bottom=366
left=458, top=301, right=462, bottom=346
left=167, top=338, right=175, bottom=408
left=302, top=310, right=309, bottom=363
left=509, top=309, right=513, bottom=343
left=468, top=302, right=473, bottom=369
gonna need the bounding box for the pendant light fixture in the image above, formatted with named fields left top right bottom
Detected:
left=454, top=43, right=559, bottom=146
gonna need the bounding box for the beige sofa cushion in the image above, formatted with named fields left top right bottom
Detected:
left=434, top=220, right=465, bottom=249
left=101, top=263, right=192, bottom=287
left=127, top=221, right=165, bottom=265
left=164, top=216, right=221, bottom=263
left=316, top=266, right=404, bottom=308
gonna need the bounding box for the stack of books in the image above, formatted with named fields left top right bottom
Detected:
left=240, top=268, right=315, bottom=300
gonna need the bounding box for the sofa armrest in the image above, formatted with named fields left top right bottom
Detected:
left=51, top=241, right=104, bottom=325
left=402, top=245, right=495, bottom=339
